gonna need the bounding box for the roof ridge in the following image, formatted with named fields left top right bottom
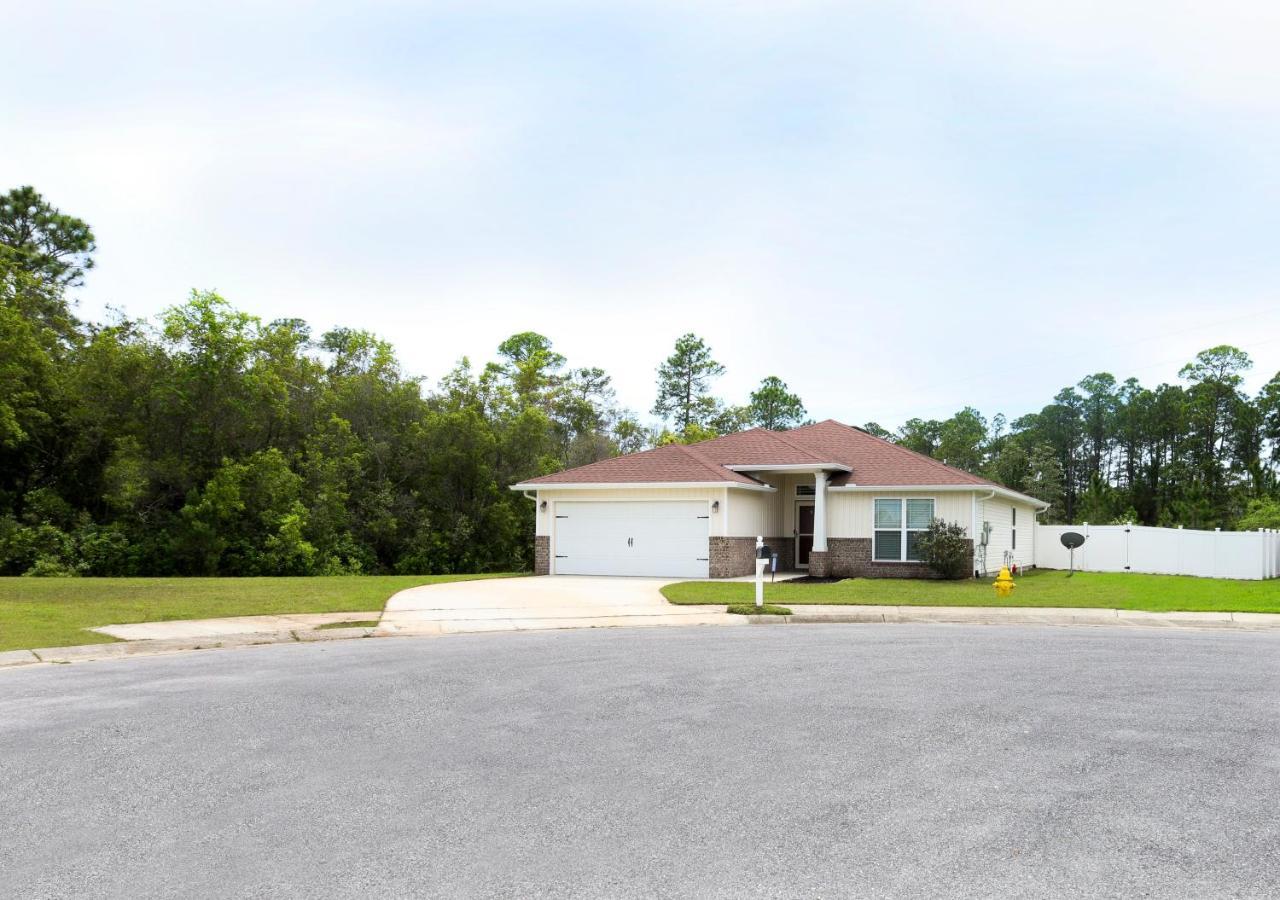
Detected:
left=765, top=428, right=831, bottom=462
left=682, top=425, right=772, bottom=449
left=822, top=419, right=994, bottom=486
left=527, top=439, right=672, bottom=480
left=672, top=442, right=747, bottom=482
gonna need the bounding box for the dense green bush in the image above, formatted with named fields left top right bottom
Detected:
left=915, top=518, right=972, bottom=580
left=0, top=281, right=625, bottom=576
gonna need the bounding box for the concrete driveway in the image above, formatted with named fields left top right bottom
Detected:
left=377, top=575, right=739, bottom=635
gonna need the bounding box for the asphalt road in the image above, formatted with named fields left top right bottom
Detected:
left=4, top=625, right=1280, bottom=899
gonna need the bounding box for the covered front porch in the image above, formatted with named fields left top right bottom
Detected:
left=724, top=465, right=846, bottom=578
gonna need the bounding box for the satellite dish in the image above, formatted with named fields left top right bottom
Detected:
left=1060, top=531, right=1086, bottom=576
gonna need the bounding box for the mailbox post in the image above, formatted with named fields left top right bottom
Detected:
left=754, top=536, right=768, bottom=608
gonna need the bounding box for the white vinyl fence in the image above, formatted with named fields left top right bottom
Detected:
left=1035, top=524, right=1280, bottom=580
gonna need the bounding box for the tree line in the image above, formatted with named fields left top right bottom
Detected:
left=0, top=188, right=807, bottom=576
left=2, top=186, right=1277, bottom=577
left=867, top=349, right=1280, bottom=531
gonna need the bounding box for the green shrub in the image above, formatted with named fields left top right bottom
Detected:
left=915, top=518, right=971, bottom=579
left=23, top=556, right=79, bottom=577
left=1238, top=498, right=1280, bottom=531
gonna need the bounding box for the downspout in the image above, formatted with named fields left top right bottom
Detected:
left=973, top=489, right=996, bottom=578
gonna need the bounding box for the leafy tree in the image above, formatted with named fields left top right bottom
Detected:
left=1021, top=444, right=1066, bottom=519
left=0, top=186, right=96, bottom=288
left=709, top=404, right=753, bottom=436
left=0, top=305, right=56, bottom=451
left=655, top=422, right=720, bottom=446
left=1077, top=373, right=1119, bottom=484
left=748, top=376, right=806, bottom=430
left=1179, top=345, right=1252, bottom=525
left=896, top=418, right=942, bottom=457
left=652, top=333, right=724, bottom=435
left=935, top=407, right=987, bottom=473
left=613, top=414, right=649, bottom=456
left=0, top=186, right=95, bottom=339
left=1258, top=372, right=1280, bottom=476
left=497, top=331, right=566, bottom=410
left=175, top=449, right=316, bottom=576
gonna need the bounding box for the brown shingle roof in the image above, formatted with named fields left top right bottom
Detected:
left=519, top=442, right=764, bottom=486
left=517, top=419, right=1013, bottom=491
left=784, top=420, right=996, bottom=487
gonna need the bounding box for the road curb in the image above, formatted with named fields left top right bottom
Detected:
left=10, top=604, right=1280, bottom=670
left=0, top=649, right=41, bottom=669
left=746, top=605, right=1280, bottom=631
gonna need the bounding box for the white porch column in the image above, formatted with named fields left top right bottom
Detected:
left=813, top=471, right=829, bottom=553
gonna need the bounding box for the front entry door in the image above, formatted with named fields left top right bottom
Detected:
left=796, top=502, right=815, bottom=567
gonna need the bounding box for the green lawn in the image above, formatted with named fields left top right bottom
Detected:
left=0, top=574, right=519, bottom=652
left=662, top=569, right=1280, bottom=614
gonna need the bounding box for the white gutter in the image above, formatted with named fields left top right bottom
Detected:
left=509, top=481, right=777, bottom=493
left=828, top=482, right=1046, bottom=507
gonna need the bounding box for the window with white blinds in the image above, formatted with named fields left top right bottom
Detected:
left=874, top=498, right=935, bottom=561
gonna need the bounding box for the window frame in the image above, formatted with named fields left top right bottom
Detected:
left=873, top=497, right=936, bottom=562
left=1011, top=506, right=1017, bottom=551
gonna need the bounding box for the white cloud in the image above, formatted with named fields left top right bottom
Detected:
left=4, top=0, right=1279, bottom=430
left=930, top=1, right=1280, bottom=113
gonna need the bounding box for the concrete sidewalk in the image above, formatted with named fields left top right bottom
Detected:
left=91, top=612, right=382, bottom=641
left=1, top=625, right=377, bottom=669
left=754, top=604, right=1280, bottom=629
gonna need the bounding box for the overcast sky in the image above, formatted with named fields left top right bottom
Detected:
left=6, top=1, right=1280, bottom=430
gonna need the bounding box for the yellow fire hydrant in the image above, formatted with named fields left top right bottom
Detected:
left=993, top=566, right=1016, bottom=599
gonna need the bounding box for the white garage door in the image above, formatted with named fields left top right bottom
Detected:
left=553, top=501, right=710, bottom=578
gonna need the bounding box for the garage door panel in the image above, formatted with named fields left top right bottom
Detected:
left=554, top=501, right=709, bottom=578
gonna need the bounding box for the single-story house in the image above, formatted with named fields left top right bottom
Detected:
left=512, top=420, right=1049, bottom=579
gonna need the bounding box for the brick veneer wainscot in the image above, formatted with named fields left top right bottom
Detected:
left=807, top=550, right=831, bottom=578
left=823, top=538, right=975, bottom=579
left=533, top=535, right=550, bottom=575
left=708, top=537, right=795, bottom=578
left=708, top=537, right=755, bottom=578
